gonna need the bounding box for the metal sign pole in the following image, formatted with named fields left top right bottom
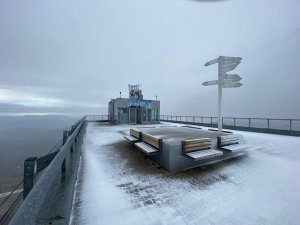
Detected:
left=218, top=56, right=223, bottom=134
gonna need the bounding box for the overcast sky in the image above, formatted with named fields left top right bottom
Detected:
left=0, top=0, right=299, bottom=118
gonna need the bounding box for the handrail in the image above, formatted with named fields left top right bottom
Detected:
left=9, top=117, right=86, bottom=225
left=160, top=115, right=300, bottom=135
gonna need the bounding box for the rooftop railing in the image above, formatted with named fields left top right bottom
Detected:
left=4, top=114, right=299, bottom=224
left=160, top=115, right=300, bottom=136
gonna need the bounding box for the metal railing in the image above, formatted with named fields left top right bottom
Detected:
left=3, top=115, right=114, bottom=225
left=85, top=115, right=109, bottom=122
left=8, top=117, right=86, bottom=225
left=160, top=115, right=300, bottom=136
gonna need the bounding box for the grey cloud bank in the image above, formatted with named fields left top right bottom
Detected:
left=0, top=0, right=299, bottom=118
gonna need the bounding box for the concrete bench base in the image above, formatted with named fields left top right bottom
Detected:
left=186, top=149, right=223, bottom=161
left=135, top=142, right=159, bottom=155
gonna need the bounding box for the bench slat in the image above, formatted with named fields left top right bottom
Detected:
left=221, top=144, right=250, bottom=152
left=220, top=135, right=239, bottom=140
left=184, top=142, right=211, bottom=148
left=186, top=149, right=223, bottom=161
left=185, top=145, right=211, bottom=152
left=184, top=138, right=211, bottom=144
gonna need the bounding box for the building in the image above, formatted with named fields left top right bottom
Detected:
left=108, top=84, right=160, bottom=124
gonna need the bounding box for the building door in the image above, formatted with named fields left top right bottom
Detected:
left=129, top=108, right=137, bottom=124
left=118, top=108, right=129, bottom=124
left=142, top=109, right=147, bottom=123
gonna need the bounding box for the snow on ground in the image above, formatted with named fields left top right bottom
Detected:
left=70, top=122, right=300, bottom=225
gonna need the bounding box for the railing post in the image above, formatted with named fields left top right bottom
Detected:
left=23, top=157, right=37, bottom=199
left=210, top=117, right=212, bottom=124
left=180, top=116, right=182, bottom=122
left=290, top=120, right=292, bottom=131
left=249, top=118, right=251, bottom=128
left=234, top=118, right=236, bottom=126
left=61, top=158, right=66, bottom=173
left=267, top=119, right=270, bottom=129
left=222, top=117, right=224, bottom=126
left=63, top=130, right=68, bottom=145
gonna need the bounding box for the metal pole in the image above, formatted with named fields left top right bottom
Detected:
left=63, top=131, right=68, bottom=145
left=23, top=157, right=37, bottom=199
left=267, top=119, right=270, bottom=129
left=218, top=57, right=223, bottom=134
left=290, top=119, right=292, bottom=131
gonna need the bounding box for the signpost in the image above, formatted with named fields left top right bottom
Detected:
left=203, top=56, right=243, bottom=134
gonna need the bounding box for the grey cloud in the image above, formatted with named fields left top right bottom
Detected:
left=0, top=0, right=299, bottom=117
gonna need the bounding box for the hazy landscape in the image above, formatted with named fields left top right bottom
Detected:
left=0, top=115, right=79, bottom=193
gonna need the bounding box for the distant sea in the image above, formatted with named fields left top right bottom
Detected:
left=0, top=113, right=76, bottom=116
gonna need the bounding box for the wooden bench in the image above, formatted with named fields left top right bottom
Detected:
left=182, top=138, right=223, bottom=160
left=124, top=129, right=141, bottom=143
left=218, top=135, right=239, bottom=147
left=218, top=134, right=250, bottom=152
left=134, top=133, right=162, bottom=155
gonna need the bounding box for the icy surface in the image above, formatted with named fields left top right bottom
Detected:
left=70, top=122, right=300, bottom=225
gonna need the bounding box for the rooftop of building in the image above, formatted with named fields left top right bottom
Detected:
left=70, top=121, right=300, bottom=225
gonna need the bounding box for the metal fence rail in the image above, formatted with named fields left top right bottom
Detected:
left=160, top=115, right=300, bottom=136
left=85, top=115, right=109, bottom=122
left=9, top=117, right=86, bottom=225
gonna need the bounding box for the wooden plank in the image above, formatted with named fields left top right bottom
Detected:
left=221, top=138, right=240, bottom=141
left=144, top=140, right=159, bottom=149
left=144, top=134, right=159, bottom=142
left=132, top=133, right=140, bottom=139
left=220, top=135, right=239, bottom=140
left=185, top=145, right=211, bottom=152
left=130, top=129, right=140, bottom=139
left=184, top=142, right=211, bottom=148
left=221, top=140, right=239, bottom=145
left=144, top=136, right=158, bottom=142
left=184, top=138, right=211, bottom=144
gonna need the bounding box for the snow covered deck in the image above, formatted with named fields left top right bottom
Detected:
left=70, top=122, right=300, bottom=225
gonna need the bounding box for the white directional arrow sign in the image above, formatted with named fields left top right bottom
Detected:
left=202, top=80, right=219, bottom=86
left=222, top=56, right=242, bottom=63
left=204, top=58, right=218, bottom=66
left=221, top=56, right=242, bottom=73
left=222, top=73, right=241, bottom=80
left=222, top=74, right=242, bottom=83
left=222, top=82, right=243, bottom=88
left=221, top=61, right=241, bottom=73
